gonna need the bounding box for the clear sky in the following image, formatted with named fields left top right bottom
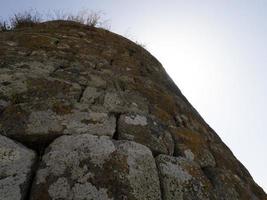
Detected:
left=1, top=0, right=266, bottom=191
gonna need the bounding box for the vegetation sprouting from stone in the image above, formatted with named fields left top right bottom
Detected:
left=0, top=20, right=8, bottom=31
left=0, top=9, right=107, bottom=31
left=10, top=10, right=42, bottom=29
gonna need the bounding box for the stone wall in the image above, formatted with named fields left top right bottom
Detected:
left=0, top=21, right=266, bottom=200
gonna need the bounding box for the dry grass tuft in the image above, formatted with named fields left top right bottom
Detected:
left=0, top=20, right=8, bottom=31
left=47, top=10, right=105, bottom=27
left=0, top=9, right=108, bottom=31
left=9, top=10, right=42, bottom=29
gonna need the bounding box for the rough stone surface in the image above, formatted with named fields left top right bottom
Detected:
left=30, top=134, right=161, bottom=200
left=0, top=135, right=36, bottom=200
left=170, top=127, right=216, bottom=167
left=0, top=102, right=116, bottom=148
left=156, top=154, right=213, bottom=200
left=0, top=20, right=266, bottom=199
left=118, top=114, right=174, bottom=155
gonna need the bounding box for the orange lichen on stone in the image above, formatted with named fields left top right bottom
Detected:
left=170, top=127, right=216, bottom=167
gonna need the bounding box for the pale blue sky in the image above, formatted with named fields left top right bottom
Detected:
left=1, top=0, right=266, bottom=191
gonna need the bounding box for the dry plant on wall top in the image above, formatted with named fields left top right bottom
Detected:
left=46, top=9, right=110, bottom=28
left=0, top=9, right=110, bottom=31
left=10, top=10, right=42, bottom=29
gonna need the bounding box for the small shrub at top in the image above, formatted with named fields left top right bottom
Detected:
left=10, top=10, right=42, bottom=29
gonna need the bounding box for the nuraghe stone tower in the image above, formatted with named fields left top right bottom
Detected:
left=0, top=21, right=266, bottom=200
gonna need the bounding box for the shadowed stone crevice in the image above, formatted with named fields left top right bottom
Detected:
left=53, top=38, right=60, bottom=46
left=112, top=113, right=120, bottom=140
left=128, top=48, right=136, bottom=57
left=51, top=64, right=66, bottom=74
left=2, top=134, right=59, bottom=168
left=24, top=158, right=39, bottom=200
left=77, top=84, right=87, bottom=103
left=21, top=160, right=40, bottom=200
left=166, top=126, right=179, bottom=158
left=109, top=59, right=114, bottom=66
left=201, top=166, right=216, bottom=187
left=7, top=133, right=64, bottom=156
left=155, top=156, right=166, bottom=200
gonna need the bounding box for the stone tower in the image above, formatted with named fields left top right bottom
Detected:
left=0, top=21, right=266, bottom=200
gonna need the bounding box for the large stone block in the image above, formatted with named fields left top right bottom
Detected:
left=118, top=114, right=174, bottom=155
left=156, top=154, right=213, bottom=200
left=0, top=103, right=116, bottom=148
left=30, top=134, right=161, bottom=200
left=103, top=90, right=149, bottom=114
left=0, top=135, right=36, bottom=200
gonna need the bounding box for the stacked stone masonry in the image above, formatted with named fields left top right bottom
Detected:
left=0, top=21, right=266, bottom=199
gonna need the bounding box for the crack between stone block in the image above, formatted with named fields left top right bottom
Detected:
left=24, top=157, right=39, bottom=200
left=51, top=64, right=65, bottom=74
left=112, top=113, right=120, bottom=140
left=23, top=135, right=62, bottom=199
left=155, top=158, right=165, bottom=200
left=167, top=126, right=178, bottom=157
left=110, top=59, right=114, bottom=66
left=201, top=166, right=215, bottom=187
left=77, top=84, right=87, bottom=103
left=6, top=133, right=60, bottom=155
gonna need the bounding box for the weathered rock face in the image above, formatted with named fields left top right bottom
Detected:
left=156, top=154, right=213, bottom=199
left=0, top=135, right=36, bottom=200
left=30, top=134, right=161, bottom=200
left=118, top=114, right=174, bottom=155
left=0, top=20, right=266, bottom=199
